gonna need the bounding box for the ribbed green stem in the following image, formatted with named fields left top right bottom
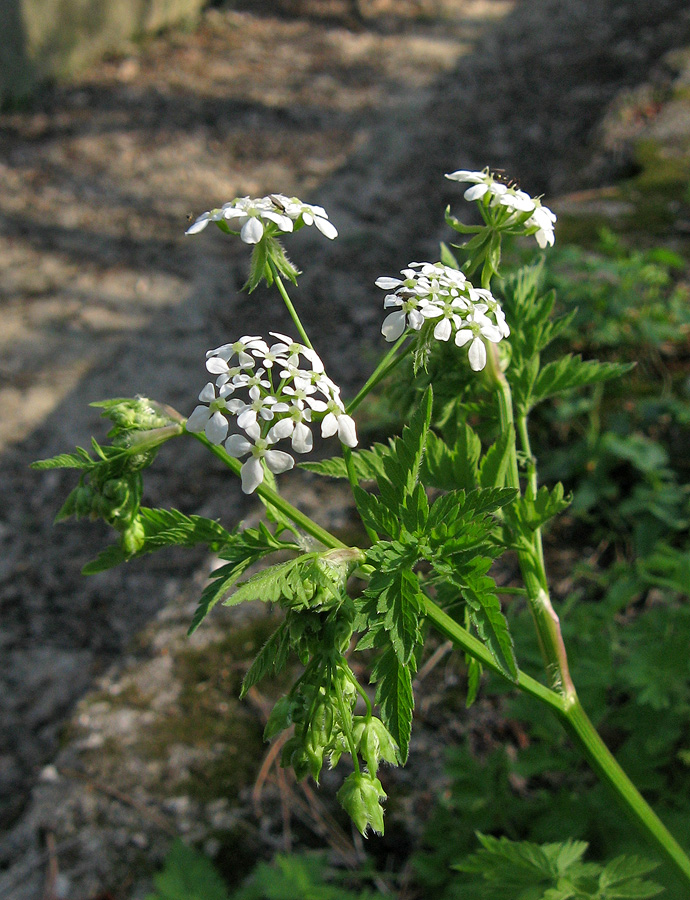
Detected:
left=562, top=698, right=690, bottom=884
left=485, top=344, right=574, bottom=696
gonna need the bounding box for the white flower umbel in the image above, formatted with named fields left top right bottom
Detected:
left=376, top=262, right=508, bottom=371
left=187, top=334, right=358, bottom=493
left=445, top=168, right=557, bottom=247
left=186, top=195, right=338, bottom=244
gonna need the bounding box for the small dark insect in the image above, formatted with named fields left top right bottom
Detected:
left=186, top=213, right=195, bottom=221
left=270, top=194, right=286, bottom=211
left=491, top=168, right=521, bottom=190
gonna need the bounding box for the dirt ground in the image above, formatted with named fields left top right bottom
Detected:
left=2, top=0, right=690, bottom=896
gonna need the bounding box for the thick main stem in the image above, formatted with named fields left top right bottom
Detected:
left=485, top=345, right=574, bottom=697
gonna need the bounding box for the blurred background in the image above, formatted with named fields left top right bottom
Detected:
left=1, top=1, right=690, bottom=898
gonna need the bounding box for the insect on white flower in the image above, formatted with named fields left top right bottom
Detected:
left=445, top=168, right=557, bottom=247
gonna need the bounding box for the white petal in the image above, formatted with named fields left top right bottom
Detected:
left=198, top=382, right=216, bottom=402
left=291, top=422, right=313, bottom=453
left=337, top=415, right=358, bottom=448
left=225, top=433, right=253, bottom=457
left=240, top=457, right=264, bottom=494
left=264, top=450, right=295, bottom=474
left=381, top=311, right=406, bottom=342
left=237, top=408, right=258, bottom=430
left=244, top=421, right=262, bottom=441
left=375, top=276, right=403, bottom=290
left=267, top=418, right=294, bottom=442
left=455, top=329, right=472, bottom=348
left=186, top=406, right=210, bottom=433
left=240, top=217, right=264, bottom=244
left=434, top=318, right=452, bottom=342
left=315, top=216, right=338, bottom=239
left=321, top=412, right=338, bottom=438
left=464, top=183, right=489, bottom=201
left=205, top=411, right=229, bottom=444
left=185, top=214, right=210, bottom=235
left=206, top=357, right=229, bottom=375
left=262, top=210, right=293, bottom=232
left=468, top=337, right=487, bottom=371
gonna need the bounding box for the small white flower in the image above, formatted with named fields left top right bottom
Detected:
left=377, top=262, right=509, bottom=370
left=222, top=196, right=294, bottom=244
left=185, top=383, right=231, bottom=444
left=185, top=205, right=232, bottom=235
left=271, top=195, right=338, bottom=240
left=225, top=422, right=295, bottom=494
left=454, top=308, right=503, bottom=371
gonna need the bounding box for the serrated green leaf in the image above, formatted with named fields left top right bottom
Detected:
left=240, top=622, right=289, bottom=698
left=510, top=483, right=571, bottom=532
left=188, top=558, right=257, bottom=634
left=31, top=447, right=94, bottom=470
left=478, top=428, right=513, bottom=489
left=225, top=556, right=312, bottom=607
left=373, top=567, right=423, bottom=665
left=370, top=646, right=415, bottom=764
left=464, top=585, right=517, bottom=681
left=530, top=355, right=633, bottom=409
left=353, top=485, right=399, bottom=539
left=82, top=543, right=129, bottom=575
left=146, top=839, right=229, bottom=900
left=138, top=507, right=233, bottom=550
left=422, top=426, right=480, bottom=491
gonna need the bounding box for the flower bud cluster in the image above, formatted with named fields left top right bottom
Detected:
left=186, top=333, right=357, bottom=493
left=445, top=168, right=557, bottom=248
left=377, top=262, right=509, bottom=371
left=186, top=194, right=337, bottom=244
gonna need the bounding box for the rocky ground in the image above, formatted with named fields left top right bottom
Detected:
left=1, top=0, right=690, bottom=897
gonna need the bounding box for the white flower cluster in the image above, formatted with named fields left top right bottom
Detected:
left=186, top=334, right=356, bottom=493
left=377, top=262, right=509, bottom=371
left=445, top=169, right=557, bottom=248
left=186, top=195, right=338, bottom=244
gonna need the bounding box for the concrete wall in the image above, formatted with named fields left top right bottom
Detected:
left=0, top=0, right=207, bottom=104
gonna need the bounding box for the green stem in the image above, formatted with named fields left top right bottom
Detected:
left=423, top=594, right=690, bottom=887
left=485, top=343, right=574, bottom=697
left=270, top=264, right=314, bottom=351
left=422, top=595, right=565, bottom=715
left=188, top=430, right=346, bottom=550
left=346, top=335, right=411, bottom=415
left=562, top=698, right=690, bottom=885
left=332, top=663, right=361, bottom=776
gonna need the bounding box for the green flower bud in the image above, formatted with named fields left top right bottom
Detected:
left=74, top=485, right=95, bottom=518
left=357, top=717, right=400, bottom=773
left=120, top=518, right=145, bottom=555
left=337, top=772, right=387, bottom=836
